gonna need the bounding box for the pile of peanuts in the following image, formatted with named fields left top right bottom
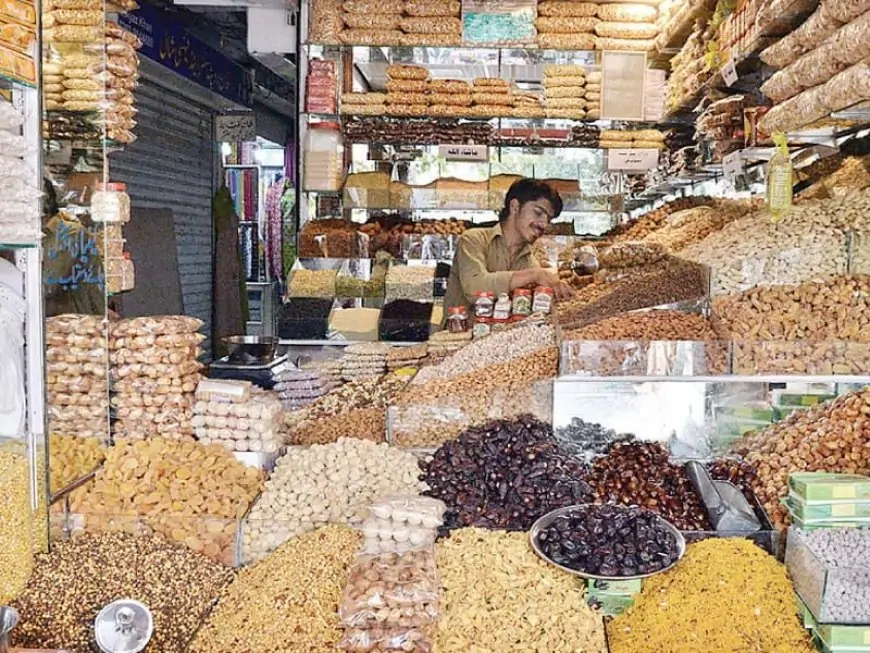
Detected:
left=70, top=438, right=263, bottom=564
left=729, top=388, right=870, bottom=529
left=714, top=275, right=870, bottom=375
left=46, top=314, right=109, bottom=441
left=241, top=438, right=425, bottom=563
left=110, top=315, right=204, bottom=440
left=192, top=383, right=284, bottom=453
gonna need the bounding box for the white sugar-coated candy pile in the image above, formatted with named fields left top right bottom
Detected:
left=795, top=528, right=870, bottom=622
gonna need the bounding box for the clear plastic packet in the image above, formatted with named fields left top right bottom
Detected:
left=594, top=36, right=656, bottom=50
left=110, top=314, right=203, bottom=336
left=0, top=99, right=23, bottom=131
left=538, top=1, right=598, bottom=16
left=793, top=5, right=844, bottom=52
left=398, top=17, right=462, bottom=33
left=537, top=32, right=596, bottom=49
left=46, top=360, right=107, bottom=379
left=47, top=375, right=108, bottom=394
left=595, top=21, right=659, bottom=38
left=114, top=372, right=200, bottom=395
left=0, top=154, right=31, bottom=180
left=597, top=3, right=658, bottom=21
left=45, top=313, right=105, bottom=335
left=343, top=13, right=401, bottom=29
left=109, top=331, right=205, bottom=350
left=339, top=550, right=440, bottom=628
left=823, top=61, right=870, bottom=110
left=109, top=344, right=201, bottom=366
left=110, top=359, right=202, bottom=381
left=404, top=0, right=460, bottom=16
left=758, top=85, right=829, bottom=132
left=0, top=129, right=28, bottom=157
left=45, top=330, right=107, bottom=349
left=110, top=392, right=191, bottom=409
left=338, top=626, right=434, bottom=652
left=822, top=0, right=870, bottom=22
left=49, top=402, right=108, bottom=421
left=826, top=10, right=870, bottom=64
left=760, top=34, right=806, bottom=68
left=343, top=0, right=403, bottom=10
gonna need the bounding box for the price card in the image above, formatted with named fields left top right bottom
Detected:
left=438, top=144, right=489, bottom=162
left=721, top=57, right=738, bottom=87
left=722, top=150, right=744, bottom=179
left=606, top=148, right=659, bottom=171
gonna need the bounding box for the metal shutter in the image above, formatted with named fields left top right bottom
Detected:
left=109, top=76, right=216, bottom=354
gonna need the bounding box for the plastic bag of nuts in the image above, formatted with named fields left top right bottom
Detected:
left=339, top=550, right=440, bottom=627
left=339, top=626, right=434, bottom=652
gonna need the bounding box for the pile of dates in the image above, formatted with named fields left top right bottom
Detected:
left=535, top=504, right=680, bottom=577
left=587, top=441, right=711, bottom=531
left=421, top=415, right=593, bottom=532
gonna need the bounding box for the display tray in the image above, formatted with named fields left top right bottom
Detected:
left=552, top=376, right=856, bottom=458
left=529, top=504, right=687, bottom=581
left=786, top=527, right=870, bottom=625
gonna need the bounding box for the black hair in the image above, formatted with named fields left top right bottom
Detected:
left=498, top=178, right=564, bottom=222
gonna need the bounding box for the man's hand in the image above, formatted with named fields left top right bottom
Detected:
left=536, top=269, right=575, bottom=301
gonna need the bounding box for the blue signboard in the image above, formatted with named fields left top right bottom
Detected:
left=119, top=4, right=252, bottom=107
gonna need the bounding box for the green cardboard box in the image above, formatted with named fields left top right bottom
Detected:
left=789, top=473, right=870, bottom=502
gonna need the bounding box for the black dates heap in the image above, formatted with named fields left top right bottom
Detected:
left=536, top=504, right=680, bottom=577
left=587, top=441, right=711, bottom=531
left=421, top=415, right=593, bottom=532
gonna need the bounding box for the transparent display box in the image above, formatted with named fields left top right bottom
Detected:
left=388, top=380, right=553, bottom=449
left=786, top=527, right=870, bottom=624
left=559, top=339, right=732, bottom=377
left=731, top=340, right=870, bottom=376
left=552, top=376, right=859, bottom=458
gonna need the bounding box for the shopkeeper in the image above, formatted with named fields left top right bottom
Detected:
left=442, top=178, right=574, bottom=324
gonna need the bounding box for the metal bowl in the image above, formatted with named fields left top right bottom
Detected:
left=529, top=504, right=686, bottom=581
left=224, top=335, right=279, bottom=365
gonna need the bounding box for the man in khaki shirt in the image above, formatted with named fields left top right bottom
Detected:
left=443, top=178, right=574, bottom=320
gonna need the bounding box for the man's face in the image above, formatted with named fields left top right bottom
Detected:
left=511, top=198, right=555, bottom=244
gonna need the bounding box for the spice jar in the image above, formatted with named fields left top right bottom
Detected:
left=533, top=286, right=554, bottom=313
left=472, top=319, right=491, bottom=338
left=474, top=291, right=495, bottom=318
left=446, top=306, right=469, bottom=333
left=91, top=182, right=131, bottom=223
left=493, top=293, right=511, bottom=321
left=512, top=289, right=532, bottom=316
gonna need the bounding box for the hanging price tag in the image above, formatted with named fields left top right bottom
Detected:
left=721, top=58, right=738, bottom=87
left=606, top=148, right=659, bottom=171
left=722, top=150, right=743, bottom=179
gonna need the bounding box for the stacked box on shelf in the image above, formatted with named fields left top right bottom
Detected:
left=46, top=314, right=109, bottom=442
left=784, top=473, right=870, bottom=530
left=109, top=315, right=204, bottom=441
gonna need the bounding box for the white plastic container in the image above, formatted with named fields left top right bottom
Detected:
left=303, top=122, right=344, bottom=191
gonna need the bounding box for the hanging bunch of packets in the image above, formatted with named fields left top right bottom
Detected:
left=767, top=131, right=793, bottom=222
left=461, top=0, right=536, bottom=47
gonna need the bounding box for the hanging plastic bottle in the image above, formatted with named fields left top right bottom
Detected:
left=767, top=131, right=793, bottom=223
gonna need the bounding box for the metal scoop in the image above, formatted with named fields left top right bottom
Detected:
left=686, top=461, right=762, bottom=533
